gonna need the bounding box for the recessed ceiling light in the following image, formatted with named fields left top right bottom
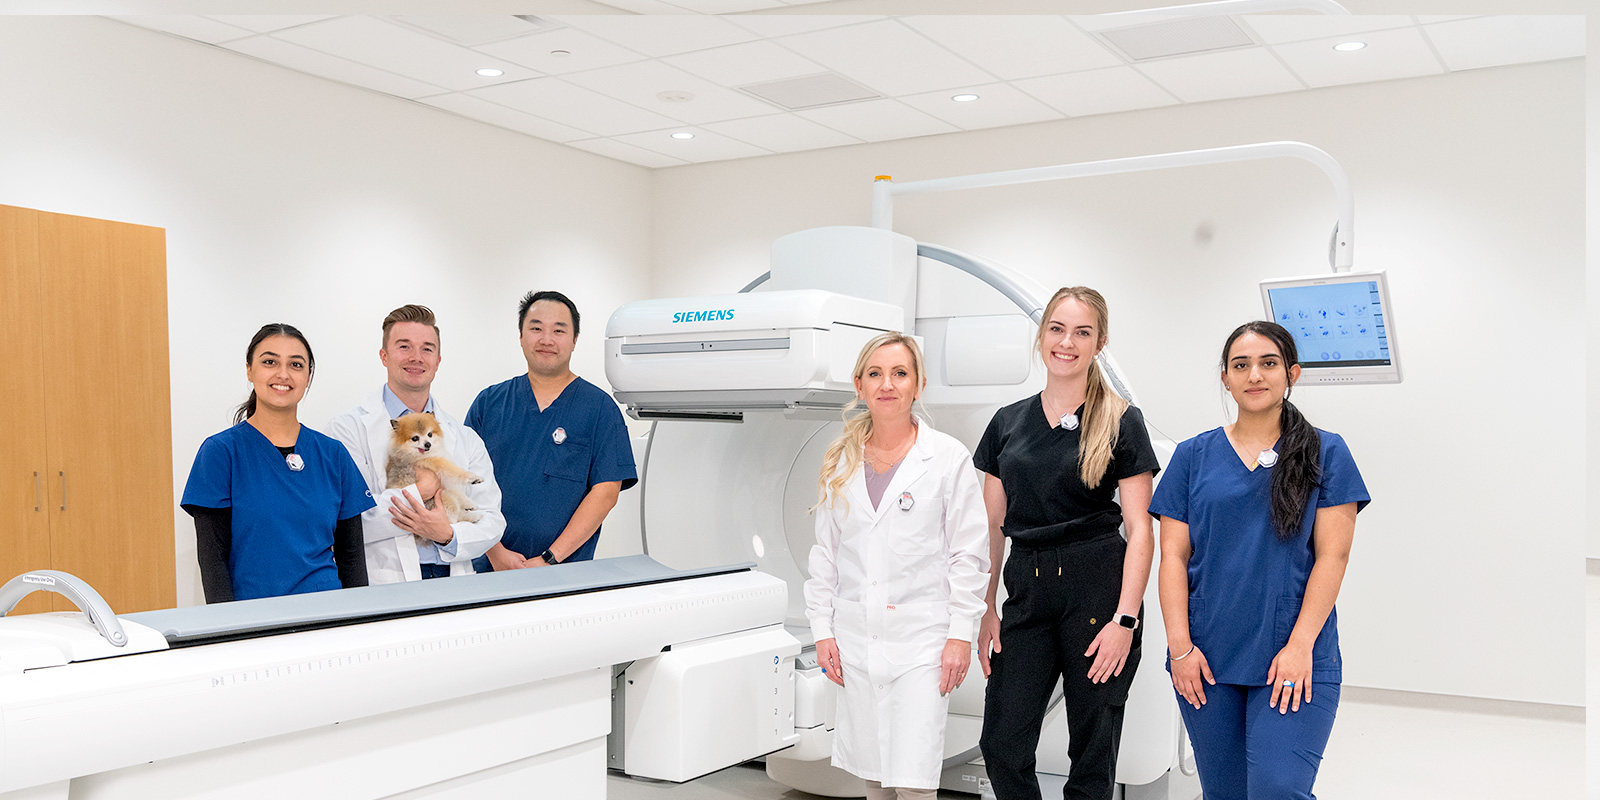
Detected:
left=476, top=67, right=505, bottom=77
left=670, top=132, right=695, bottom=140
left=952, top=93, right=980, bottom=102
left=550, top=49, right=571, bottom=58
left=1333, top=41, right=1367, bottom=52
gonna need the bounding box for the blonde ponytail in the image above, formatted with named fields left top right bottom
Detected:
left=1079, top=358, right=1128, bottom=489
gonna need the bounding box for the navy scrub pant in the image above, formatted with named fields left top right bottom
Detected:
left=980, top=535, right=1139, bottom=800
left=1177, top=682, right=1341, bottom=800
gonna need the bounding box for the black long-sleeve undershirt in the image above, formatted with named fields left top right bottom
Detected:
left=186, top=506, right=368, bottom=603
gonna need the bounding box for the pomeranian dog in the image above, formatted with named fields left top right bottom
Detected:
left=386, top=413, right=485, bottom=530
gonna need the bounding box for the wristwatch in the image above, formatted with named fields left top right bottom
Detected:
left=1112, top=613, right=1139, bottom=631
left=538, top=548, right=561, bottom=565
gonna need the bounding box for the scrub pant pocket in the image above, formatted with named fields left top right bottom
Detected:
left=1177, top=682, right=1341, bottom=800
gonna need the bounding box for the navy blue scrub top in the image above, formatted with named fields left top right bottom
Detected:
left=974, top=396, right=1160, bottom=546
left=465, top=375, right=637, bottom=568
left=182, top=422, right=375, bottom=601
left=1149, top=427, right=1369, bottom=685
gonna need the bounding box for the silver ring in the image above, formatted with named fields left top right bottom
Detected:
left=1283, top=680, right=1295, bottom=688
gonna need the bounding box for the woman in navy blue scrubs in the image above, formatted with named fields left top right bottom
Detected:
left=1150, top=321, right=1369, bottom=800
left=182, top=324, right=373, bottom=602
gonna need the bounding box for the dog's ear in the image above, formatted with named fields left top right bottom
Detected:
left=390, top=419, right=401, bottom=432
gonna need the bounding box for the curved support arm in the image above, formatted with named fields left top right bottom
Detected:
left=874, top=141, right=1354, bottom=271
left=0, top=570, right=128, bottom=647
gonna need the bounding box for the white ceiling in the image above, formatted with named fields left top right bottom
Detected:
left=112, top=13, right=1585, bottom=169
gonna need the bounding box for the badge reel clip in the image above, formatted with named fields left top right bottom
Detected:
left=1060, top=413, right=1079, bottom=431
left=552, top=427, right=567, bottom=445
left=1257, top=448, right=1278, bottom=468
left=898, top=491, right=914, bottom=512
left=285, top=453, right=304, bottom=472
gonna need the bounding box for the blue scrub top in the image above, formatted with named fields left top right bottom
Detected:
left=465, top=375, right=637, bottom=569
left=1149, top=427, right=1368, bottom=685
left=182, top=422, right=375, bottom=601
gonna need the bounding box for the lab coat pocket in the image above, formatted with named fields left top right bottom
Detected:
left=543, top=443, right=591, bottom=483
left=888, top=495, right=941, bottom=557
left=882, top=602, right=946, bottom=676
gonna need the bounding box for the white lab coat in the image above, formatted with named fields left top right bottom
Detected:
left=326, top=388, right=506, bottom=584
left=804, top=420, right=990, bottom=790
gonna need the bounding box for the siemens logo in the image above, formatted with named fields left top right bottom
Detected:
left=671, top=309, right=735, bottom=324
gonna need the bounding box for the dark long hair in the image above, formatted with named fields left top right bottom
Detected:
left=235, top=323, right=316, bottom=424
left=1221, top=321, right=1320, bottom=540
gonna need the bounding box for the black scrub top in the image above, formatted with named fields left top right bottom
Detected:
left=973, top=395, right=1160, bottom=547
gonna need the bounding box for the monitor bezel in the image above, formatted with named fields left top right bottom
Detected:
left=1258, top=269, right=1401, bottom=386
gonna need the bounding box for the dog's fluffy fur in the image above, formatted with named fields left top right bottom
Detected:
left=386, top=413, right=484, bottom=529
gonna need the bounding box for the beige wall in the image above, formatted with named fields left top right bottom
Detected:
left=651, top=60, right=1585, bottom=706
left=0, top=16, right=655, bottom=608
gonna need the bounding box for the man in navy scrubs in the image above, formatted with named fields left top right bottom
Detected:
left=466, top=290, right=637, bottom=570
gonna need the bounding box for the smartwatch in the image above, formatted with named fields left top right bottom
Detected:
left=538, top=548, right=561, bottom=565
left=1112, top=613, right=1139, bottom=631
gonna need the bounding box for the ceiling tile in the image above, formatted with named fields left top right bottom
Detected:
left=1014, top=66, right=1179, bottom=117
left=899, top=83, right=1062, bottom=131
left=563, top=60, right=778, bottom=124
left=205, top=16, right=334, bottom=34
left=1239, top=15, right=1416, bottom=45
left=611, top=128, right=772, bottom=164
left=663, top=40, right=826, bottom=86
left=1135, top=47, right=1304, bottom=103
left=1414, top=15, right=1481, bottom=23
left=468, top=77, right=681, bottom=137
left=475, top=28, right=646, bottom=75
left=391, top=15, right=551, bottom=46
left=1273, top=26, right=1444, bottom=89
left=779, top=18, right=997, bottom=97
left=588, top=0, right=693, bottom=12
left=222, top=35, right=447, bottom=99
left=900, top=16, right=1123, bottom=80
left=274, top=16, right=537, bottom=92
left=658, top=0, right=788, bottom=10
left=702, top=114, right=863, bottom=152
left=796, top=99, right=958, bottom=143
left=566, top=138, right=690, bottom=169
left=417, top=93, right=594, bottom=142
left=553, top=15, right=760, bottom=58
left=112, top=16, right=254, bottom=44
left=1424, top=15, right=1585, bottom=72
left=724, top=15, right=885, bottom=38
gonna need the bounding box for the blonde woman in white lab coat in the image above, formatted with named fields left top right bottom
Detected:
left=806, top=332, right=991, bottom=799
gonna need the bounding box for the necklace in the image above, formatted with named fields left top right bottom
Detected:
left=864, top=433, right=914, bottom=471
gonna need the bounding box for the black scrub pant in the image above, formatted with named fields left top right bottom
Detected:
left=980, top=535, right=1140, bottom=800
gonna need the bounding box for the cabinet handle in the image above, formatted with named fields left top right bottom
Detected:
left=34, top=471, right=40, bottom=511
left=59, top=471, right=65, bottom=511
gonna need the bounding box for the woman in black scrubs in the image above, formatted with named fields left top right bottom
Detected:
left=975, top=287, right=1159, bottom=800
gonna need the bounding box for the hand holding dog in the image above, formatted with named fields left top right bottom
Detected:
left=390, top=484, right=454, bottom=545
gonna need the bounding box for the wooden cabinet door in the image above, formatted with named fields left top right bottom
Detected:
left=0, top=206, right=54, bottom=614
left=37, top=211, right=175, bottom=615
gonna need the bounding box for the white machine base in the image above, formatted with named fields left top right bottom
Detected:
left=4, top=669, right=610, bottom=800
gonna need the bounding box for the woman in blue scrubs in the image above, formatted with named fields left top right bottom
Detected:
left=1150, top=321, right=1369, bottom=800
left=182, top=324, right=373, bottom=602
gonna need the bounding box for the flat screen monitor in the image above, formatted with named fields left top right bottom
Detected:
left=1259, top=270, right=1401, bottom=385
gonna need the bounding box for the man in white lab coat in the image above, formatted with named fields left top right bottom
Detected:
left=328, top=304, right=505, bottom=583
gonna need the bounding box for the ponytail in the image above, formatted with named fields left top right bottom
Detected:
left=1271, top=398, right=1321, bottom=540
left=1078, top=358, right=1128, bottom=489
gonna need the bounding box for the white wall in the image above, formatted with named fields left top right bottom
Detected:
left=0, top=17, right=655, bottom=608
left=651, top=61, right=1585, bottom=706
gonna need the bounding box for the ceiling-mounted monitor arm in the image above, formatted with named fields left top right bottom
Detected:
left=871, top=141, right=1355, bottom=273
left=1105, top=0, right=1351, bottom=17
